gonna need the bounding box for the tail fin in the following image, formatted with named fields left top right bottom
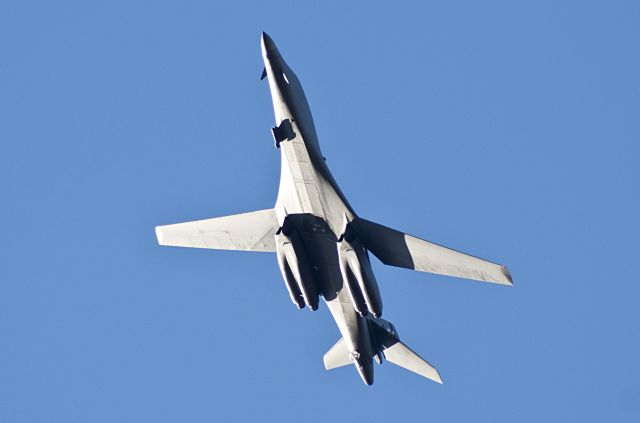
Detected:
left=323, top=338, right=351, bottom=370
left=383, top=341, right=443, bottom=384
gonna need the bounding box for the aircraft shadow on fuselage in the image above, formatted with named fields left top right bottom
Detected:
left=281, top=213, right=344, bottom=302
left=280, top=214, right=417, bottom=302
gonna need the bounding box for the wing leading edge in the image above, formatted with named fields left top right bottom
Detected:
left=156, top=208, right=279, bottom=252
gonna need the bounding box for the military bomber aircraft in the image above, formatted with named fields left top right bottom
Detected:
left=156, top=33, right=513, bottom=385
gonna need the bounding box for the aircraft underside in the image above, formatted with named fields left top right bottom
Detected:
left=155, top=32, right=512, bottom=385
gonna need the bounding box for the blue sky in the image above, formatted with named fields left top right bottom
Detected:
left=1, top=1, right=639, bottom=422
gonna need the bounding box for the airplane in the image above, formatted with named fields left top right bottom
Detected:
left=155, top=32, right=513, bottom=385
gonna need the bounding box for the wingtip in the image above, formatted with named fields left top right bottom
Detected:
left=434, top=371, right=443, bottom=384
left=426, top=366, right=443, bottom=384
left=155, top=225, right=164, bottom=245
left=501, top=266, right=514, bottom=286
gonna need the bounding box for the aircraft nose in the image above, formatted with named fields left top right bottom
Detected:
left=261, top=31, right=275, bottom=55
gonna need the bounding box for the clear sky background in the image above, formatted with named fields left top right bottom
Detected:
left=2, top=1, right=639, bottom=422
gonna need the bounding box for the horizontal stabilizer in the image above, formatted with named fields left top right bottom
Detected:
left=351, top=218, right=513, bottom=285
left=261, top=67, right=267, bottom=80
left=384, top=341, right=442, bottom=384
left=323, top=338, right=351, bottom=370
left=156, top=208, right=279, bottom=252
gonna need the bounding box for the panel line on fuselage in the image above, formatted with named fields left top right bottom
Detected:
left=279, top=124, right=327, bottom=218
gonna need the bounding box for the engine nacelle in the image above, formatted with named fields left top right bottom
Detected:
left=275, top=229, right=319, bottom=310
left=338, top=232, right=383, bottom=318
left=338, top=242, right=368, bottom=316
left=276, top=241, right=305, bottom=309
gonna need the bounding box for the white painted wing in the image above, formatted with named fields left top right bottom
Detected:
left=352, top=218, right=513, bottom=285
left=383, top=341, right=442, bottom=384
left=155, top=209, right=278, bottom=252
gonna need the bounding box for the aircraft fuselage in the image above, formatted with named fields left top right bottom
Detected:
left=262, top=33, right=378, bottom=384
